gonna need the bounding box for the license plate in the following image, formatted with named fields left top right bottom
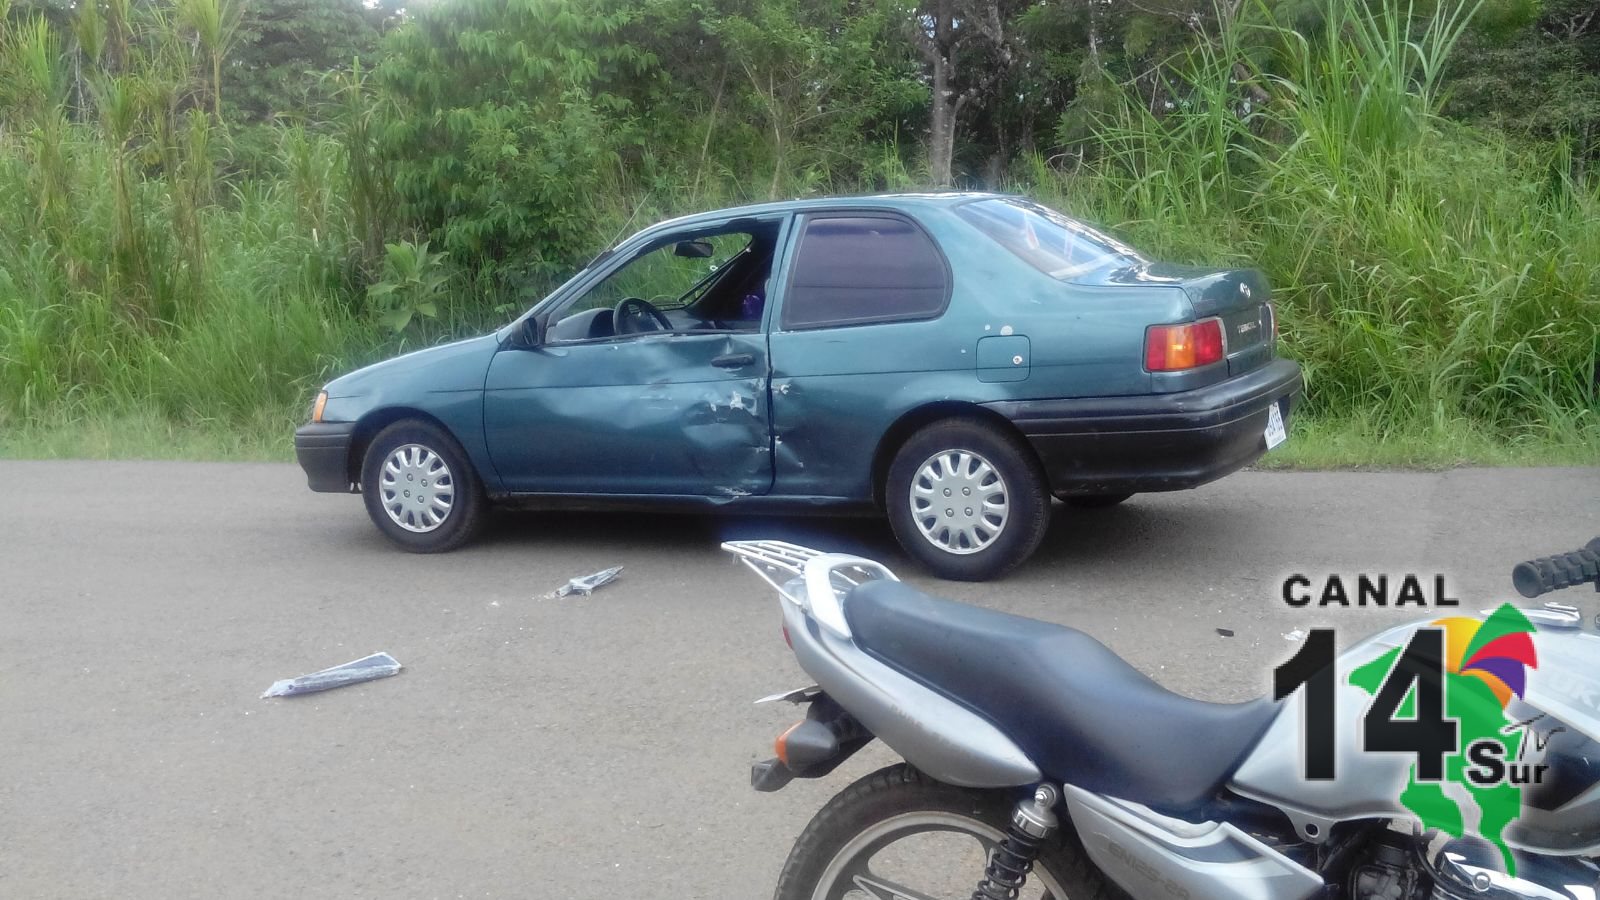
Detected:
left=1264, top=401, right=1287, bottom=450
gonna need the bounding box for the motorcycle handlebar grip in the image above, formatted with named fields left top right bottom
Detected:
left=1512, top=537, right=1600, bottom=599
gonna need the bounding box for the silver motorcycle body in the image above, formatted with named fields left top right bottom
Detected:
left=727, top=540, right=1600, bottom=900
left=1233, top=621, right=1600, bottom=857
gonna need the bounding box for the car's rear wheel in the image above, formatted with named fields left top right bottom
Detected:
left=360, top=420, right=485, bottom=553
left=1062, top=492, right=1133, bottom=509
left=885, top=419, right=1051, bottom=581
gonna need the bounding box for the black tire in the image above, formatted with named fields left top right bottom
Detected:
left=360, top=419, right=485, bottom=553
left=772, top=764, right=1122, bottom=900
left=1062, top=493, right=1133, bottom=510
left=885, top=418, right=1051, bottom=581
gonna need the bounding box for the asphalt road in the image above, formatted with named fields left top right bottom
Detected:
left=4, top=462, right=1598, bottom=899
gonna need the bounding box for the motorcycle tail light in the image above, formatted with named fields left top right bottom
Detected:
left=1145, top=318, right=1224, bottom=371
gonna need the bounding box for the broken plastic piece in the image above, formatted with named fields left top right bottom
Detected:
left=1215, top=627, right=1235, bottom=637
left=261, top=652, right=402, bottom=698
left=545, top=565, right=624, bottom=599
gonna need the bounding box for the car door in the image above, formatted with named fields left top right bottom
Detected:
left=767, top=211, right=958, bottom=500
left=482, top=220, right=784, bottom=496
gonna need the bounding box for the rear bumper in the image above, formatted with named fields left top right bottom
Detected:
left=984, top=359, right=1303, bottom=495
left=293, top=422, right=357, bottom=493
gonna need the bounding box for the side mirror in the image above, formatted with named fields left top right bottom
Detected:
left=674, top=239, right=714, bottom=259
left=518, top=315, right=545, bottom=348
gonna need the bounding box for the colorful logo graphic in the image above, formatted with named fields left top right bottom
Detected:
left=1349, top=604, right=1539, bottom=874
left=1434, top=609, right=1538, bottom=708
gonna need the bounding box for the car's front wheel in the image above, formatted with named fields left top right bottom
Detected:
left=360, top=420, right=485, bottom=552
left=885, top=419, right=1051, bottom=581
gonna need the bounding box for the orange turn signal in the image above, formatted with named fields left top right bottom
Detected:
left=311, top=390, right=328, bottom=423
left=774, top=721, right=805, bottom=766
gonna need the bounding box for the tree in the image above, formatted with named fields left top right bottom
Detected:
left=224, top=0, right=392, bottom=123
left=176, top=0, right=244, bottom=120
left=911, top=0, right=1016, bottom=184
left=714, top=0, right=922, bottom=197
left=1446, top=0, right=1600, bottom=181
left=377, top=0, right=652, bottom=275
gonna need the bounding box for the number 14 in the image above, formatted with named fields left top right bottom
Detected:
left=1274, top=628, right=1458, bottom=781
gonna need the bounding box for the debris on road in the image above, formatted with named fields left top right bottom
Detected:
left=1283, top=629, right=1306, bottom=642
left=261, top=652, right=403, bottom=698
left=544, top=566, right=624, bottom=599
left=1215, top=627, right=1234, bottom=637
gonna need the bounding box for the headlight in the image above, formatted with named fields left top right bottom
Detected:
left=311, top=390, right=328, bottom=423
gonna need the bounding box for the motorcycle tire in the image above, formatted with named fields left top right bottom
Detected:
left=771, top=763, right=1124, bottom=900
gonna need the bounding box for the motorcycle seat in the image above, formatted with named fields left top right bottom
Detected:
left=843, top=579, right=1277, bottom=814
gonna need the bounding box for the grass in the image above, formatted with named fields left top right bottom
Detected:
left=1258, top=415, right=1600, bottom=469
left=0, top=406, right=296, bottom=461
left=4, top=407, right=1598, bottom=470
left=0, top=0, right=1595, bottom=470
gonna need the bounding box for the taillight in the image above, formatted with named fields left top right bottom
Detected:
left=1145, top=318, right=1225, bottom=372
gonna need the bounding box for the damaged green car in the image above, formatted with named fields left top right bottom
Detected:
left=295, top=193, right=1301, bottom=580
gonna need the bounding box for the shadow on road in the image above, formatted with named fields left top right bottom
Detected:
left=459, top=497, right=1240, bottom=582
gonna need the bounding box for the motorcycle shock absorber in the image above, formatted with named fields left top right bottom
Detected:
left=971, top=783, right=1060, bottom=900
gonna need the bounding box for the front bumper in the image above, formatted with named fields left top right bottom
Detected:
left=985, top=358, right=1303, bottom=495
left=293, top=422, right=357, bottom=493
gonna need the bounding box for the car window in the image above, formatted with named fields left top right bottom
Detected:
left=956, top=198, right=1144, bottom=282
left=781, top=215, right=949, bottom=330
left=567, top=233, right=752, bottom=317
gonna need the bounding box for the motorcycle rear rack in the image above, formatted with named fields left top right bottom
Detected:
left=722, top=540, right=897, bottom=636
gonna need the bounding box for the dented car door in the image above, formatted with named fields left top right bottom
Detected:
left=482, top=331, right=773, bottom=496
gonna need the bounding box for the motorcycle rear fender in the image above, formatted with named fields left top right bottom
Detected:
left=778, top=598, right=1042, bottom=788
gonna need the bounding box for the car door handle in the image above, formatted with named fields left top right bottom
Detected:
left=712, top=353, right=755, bottom=369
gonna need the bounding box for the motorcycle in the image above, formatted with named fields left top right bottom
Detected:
left=726, top=537, right=1600, bottom=900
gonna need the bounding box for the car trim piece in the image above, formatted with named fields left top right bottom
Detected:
left=293, top=422, right=357, bottom=493
left=985, top=358, right=1302, bottom=435
left=484, top=490, right=876, bottom=515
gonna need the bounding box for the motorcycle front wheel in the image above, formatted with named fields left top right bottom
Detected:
left=772, top=764, right=1124, bottom=900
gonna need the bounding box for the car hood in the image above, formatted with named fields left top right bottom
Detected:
left=324, top=334, right=500, bottom=398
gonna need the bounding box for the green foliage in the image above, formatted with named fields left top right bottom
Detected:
left=377, top=0, right=649, bottom=279
left=1447, top=0, right=1600, bottom=178
left=0, top=0, right=1594, bottom=460
left=1030, top=0, right=1599, bottom=440
left=368, top=240, right=449, bottom=332
left=225, top=0, right=391, bottom=123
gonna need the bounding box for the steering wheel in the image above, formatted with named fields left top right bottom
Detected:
left=613, top=297, right=673, bottom=335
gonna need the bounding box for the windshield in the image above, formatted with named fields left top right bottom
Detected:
left=956, top=198, right=1145, bottom=282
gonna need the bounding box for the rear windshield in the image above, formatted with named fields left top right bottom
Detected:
left=956, top=198, right=1144, bottom=282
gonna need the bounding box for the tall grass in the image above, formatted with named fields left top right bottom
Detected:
left=0, top=123, right=370, bottom=428
left=1028, top=0, right=1599, bottom=448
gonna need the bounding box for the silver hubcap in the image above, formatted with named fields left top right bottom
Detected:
left=909, top=449, right=1009, bottom=555
left=810, top=811, right=1065, bottom=900
left=380, top=443, right=454, bottom=533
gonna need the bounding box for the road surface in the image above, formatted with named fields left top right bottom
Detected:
left=3, top=462, right=1597, bottom=898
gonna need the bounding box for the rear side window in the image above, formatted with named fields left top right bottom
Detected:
left=956, top=198, right=1144, bottom=282
left=781, top=215, right=950, bottom=329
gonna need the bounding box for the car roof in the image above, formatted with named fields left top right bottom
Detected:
left=647, top=192, right=1005, bottom=232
